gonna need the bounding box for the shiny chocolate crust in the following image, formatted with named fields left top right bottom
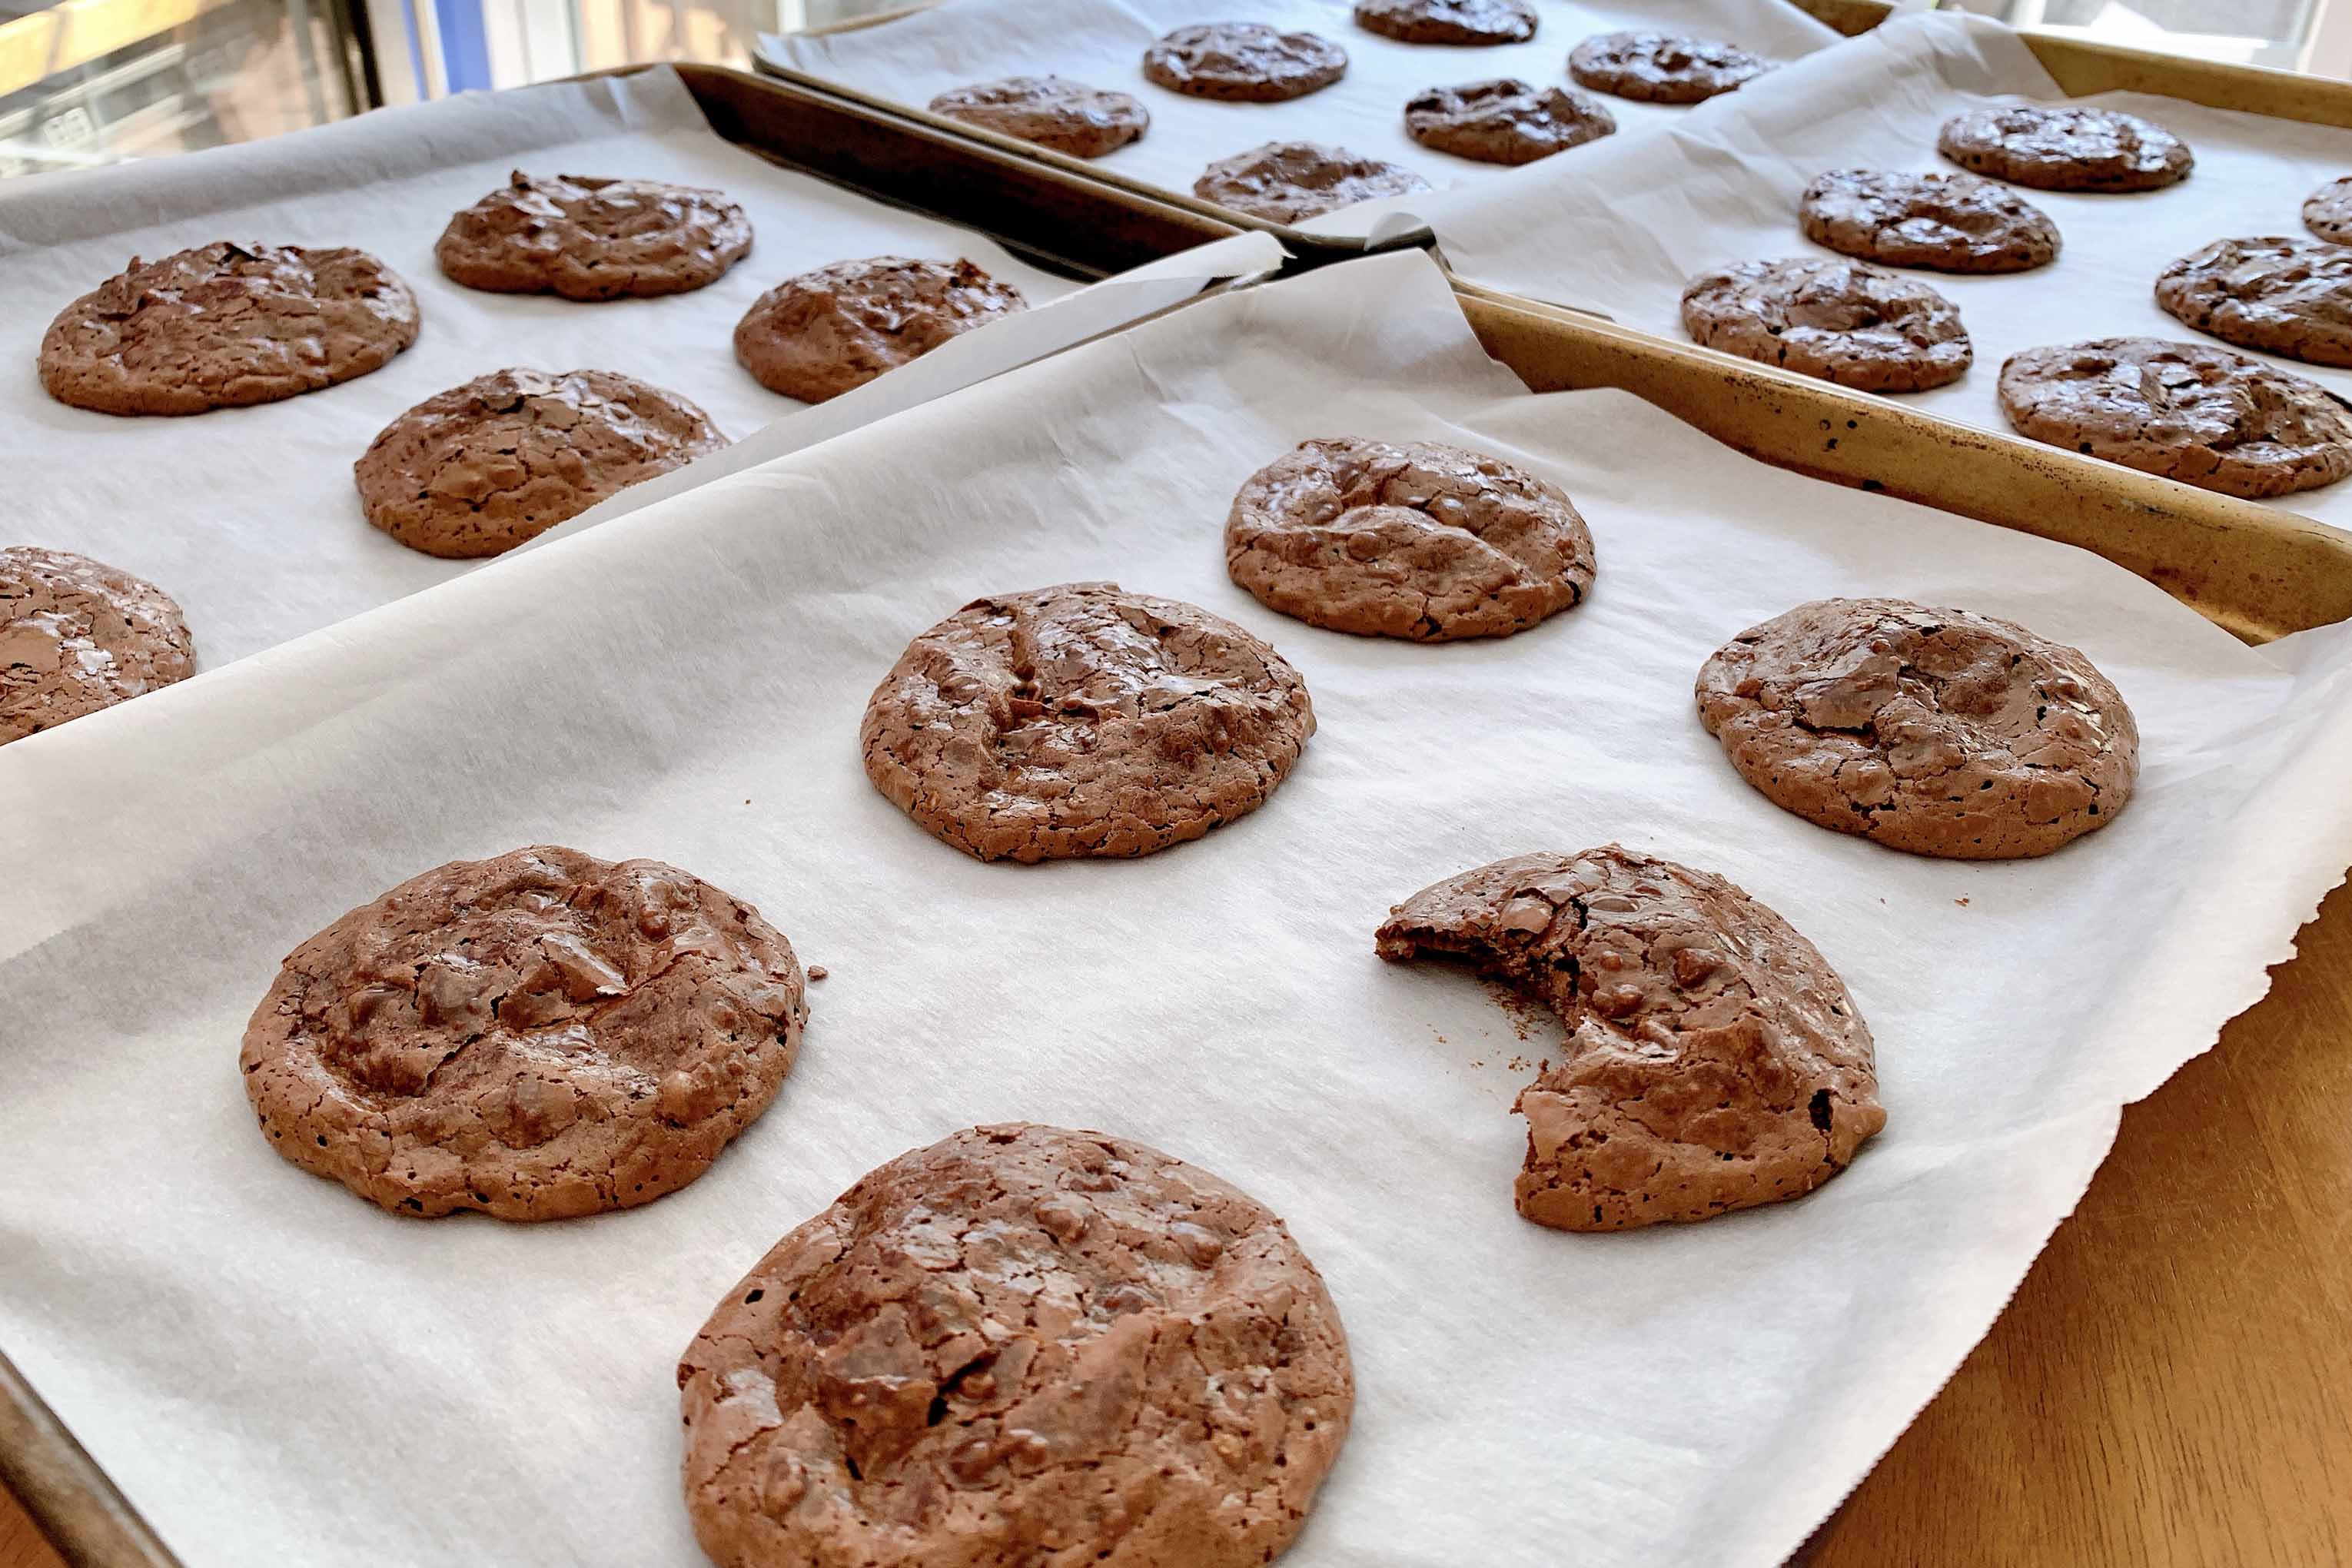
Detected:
left=1566, top=31, right=1765, bottom=105
left=734, top=255, right=1026, bottom=404
left=435, top=171, right=752, bottom=301
left=38, top=241, right=418, bottom=417
left=1354, top=0, right=1536, bottom=45
left=354, top=368, right=726, bottom=559
left=1225, top=437, right=1596, bottom=639
left=1405, top=78, right=1616, bottom=166
left=1377, top=847, right=1884, bottom=1230
left=1996, top=336, right=2352, bottom=499
left=1799, top=168, right=2060, bottom=274
left=928, top=76, right=1148, bottom=158
left=1937, top=105, right=2191, bottom=192
left=1680, top=257, right=1972, bottom=393
left=1141, top=22, right=1347, bottom=101
left=1696, top=597, right=2138, bottom=858
left=1194, top=140, right=1429, bottom=224
left=678, top=1123, right=1354, bottom=1568
left=859, top=583, right=1314, bottom=863
left=0, top=547, right=194, bottom=746
left=239, top=845, right=806, bottom=1220
left=2155, top=236, right=2352, bottom=368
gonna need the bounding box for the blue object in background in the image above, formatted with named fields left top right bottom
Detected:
left=433, top=0, right=494, bottom=91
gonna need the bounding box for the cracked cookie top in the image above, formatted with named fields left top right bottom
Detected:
left=2155, top=236, right=2352, bottom=370
left=39, top=241, right=419, bottom=417
left=1405, top=79, right=1616, bottom=167
left=1938, top=105, right=2191, bottom=192
left=678, top=1122, right=1354, bottom=1568
left=1799, top=168, right=2061, bottom=275
left=859, top=583, right=1314, bottom=863
left=1194, top=141, right=1429, bottom=225
left=1354, top=0, right=1536, bottom=46
left=435, top=171, right=752, bottom=301
left=927, top=77, right=1148, bottom=159
left=1377, top=846, right=1882, bottom=1231
left=1696, top=597, right=2138, bottom=859
left=238, top=845, right=806, bottom=1220
left=1142, top=23, right=1347, bottom=102
left=1567, top=31, right=1766, bottom=105
left=1681, top=257, right=1972, bottom=394
left=1, top=546, right=194, bottom=746
left=734, top=256, right=1026, bottom=404
left=354, top=368, right=727, bottom=559
left=1224, top=437, right=1596, bottom=640
left=1996, top=336, right=2352, bottom=499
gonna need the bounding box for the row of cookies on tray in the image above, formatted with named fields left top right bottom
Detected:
left=1676, top=102, right=2352, bottom=500
left=217, top=427, right=2130, bottom=1563
left=925, top=9, right=1781, bottom=223
left=5, top=170, right=1030, bottom=744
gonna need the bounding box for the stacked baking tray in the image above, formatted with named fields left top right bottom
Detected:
left=12, top=14, right=2352, bottom=1568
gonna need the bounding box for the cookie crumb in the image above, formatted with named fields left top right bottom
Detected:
left=1955, top=897, right=1970, bottom=907
left=808, top=965, right=829, bottom=981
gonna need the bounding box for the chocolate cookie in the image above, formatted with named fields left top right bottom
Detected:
left=38, top=242, right=417, bottom=417
left=435, top=171, right=752, bottom=301
left=928, top=76, right=1148, bottom=158
left=354, top=369, right=727, bottom=560
left=859, top=583, right=1314, bottom=863
left=1799, top=168, right=2060, bottom=274
left=1376, top=847, right=1884, bottom=1231
left=1567, top=32, right=1766, bottom=105
left=734, top=256, right=1026, bottom=404
left=1937, top=105, right=2191, bottom=192
left=679, top=1123, right=1354, bottom=1568
left=1225, top=437, right=1596, bottom=639
left=2155, top=237, right=2352, bottom=369
left=239, top=845, right=805, bottom=1221
left=2302, top=175, right=2352, bottom=245
left=1681, top=257, right=1972, bottom=393
left=1696, top=598, right=2138, bottom=859
left=1142, top=22, right=1346, bottom=102
left=1998, top=337, right=2352, bottom=499
left=1195, top=141, right=1430, bottom=224
left=1406, top=78, right=1616, bottom=166
left=1, top=547, right=194, bottom=746
left=1354, top=0, right=1535, bottom=45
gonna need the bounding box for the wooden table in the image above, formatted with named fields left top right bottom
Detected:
left=8, top=885, right=2350, bottom=1568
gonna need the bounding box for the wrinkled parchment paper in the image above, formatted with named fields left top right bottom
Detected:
left=1396, top=12, right=2352, bottom=527
left=8, top=251, right=2352, bottom=1568
left=0, top=62, right=1251, bottom=666
left=762, top=0, right=1839, bottom=221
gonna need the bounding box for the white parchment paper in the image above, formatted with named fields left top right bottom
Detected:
left=0, top=65, right=1144, bottom=669
left=760, top=0, right=1839, bottom=223
left=8, top=251, right=2352, bottom=1568
left=1400, top=12, right=2352, bottom=527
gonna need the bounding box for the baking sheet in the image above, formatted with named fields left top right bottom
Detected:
left=759, top=0, right=1840, bottom=223
left=0, top=63, right=1232, bottom=670
left=8, top=250, right=2352, bottom=1568
left=1394, top=11, right=2352, bottom=527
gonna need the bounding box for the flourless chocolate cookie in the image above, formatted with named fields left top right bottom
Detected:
left=1142, top=22, right=1347, bottom=101
left=860, top=582, right=1314, bottom=863
left=2302, top=175, right=2352, bottom=246
left=1696, top=598, right=2138, bottom=859
left=1567, top=32, right=1766, bottom=105
left=1997, top=337, right=2352, bottom=499
left=1225, top=437, right=1596, bottom=639
left=239, top=845, right=806, bottom=1221
left=1937, top=105, right=2191, bottom=192
left=354, top=369, right=727, bottom=560
left=1406, top=78, right=1616, bottom=166
left=928, top=76, right=1148, bottom=158
left=1681, top=257, right=1972, bottom=393
left=734, top=256, right=1026, bottom=404
left=1354, top=0, right=1535, bottom=45
left=2155, top=237, right=2352, bottom=368
left=1195, top=141, right=1430, bottom=224
left=679, top=1123, right=1354, bottom=1568
left=435, top=171, right=752, bottom=301
left=1, top=547, right=194, bottom=746
left=1799, top=168, right=2060, bottom=274
left=1376, top=847, right=1884, bottom=1231
left=38, top=242, right=417, bottom=417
